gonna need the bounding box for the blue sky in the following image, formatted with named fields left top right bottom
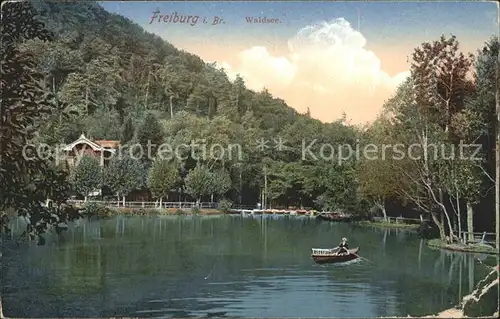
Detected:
left=100, top=1, right=498, bottom=46
left=97, top=1, right=498, bottom=124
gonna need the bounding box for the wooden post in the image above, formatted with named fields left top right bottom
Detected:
left=496, top=49, right=499, bottom=251
left=264, top=165, right=268, bottom=210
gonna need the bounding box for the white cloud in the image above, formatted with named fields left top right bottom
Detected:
left=220, top=18, right=410, bottom=124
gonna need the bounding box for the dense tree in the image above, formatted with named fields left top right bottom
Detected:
left=0, top=1, right=80, bottom=241
left=147, top=159, right=180, bottom=207
left=104, top=157, right=144, bottom=206
left=85, top=108, right=121, bottom=140
left=120, top=116, right=135, bottom=144
left=356, top=116, right=404, bottom=220
left=209, top=168, right=232, bottom=201
left=70, top=155, right=103, bottom=202
left=184, top=164, right=213, bottom=205
left=380, top=37, right=497, bottom=241
left=411, top=35, right=474, bottom=134
left=137, top=112, right=164, bottom=160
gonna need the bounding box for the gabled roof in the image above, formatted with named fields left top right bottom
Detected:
left=94, top=140, right=120, bottom=149
left=62, top=134, right=117, bottom=154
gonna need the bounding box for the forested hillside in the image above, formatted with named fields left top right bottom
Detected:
left=1, top=1, right=498, bottom=240
left=20, top=0, right=362, bottom=211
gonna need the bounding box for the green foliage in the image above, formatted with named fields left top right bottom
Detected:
left=83, top=202, right=111, bottom=217
left=313, top=162, right=361, bottom=212
left=85, top=108, right=121, bottom=140
left=104, top=157, right=144, bottom=198
left=147, top=159, right=179, bottom=200
left=137, top=112, right=164, bottom=158
left=378, top=36, right=497, bottom=241
left=0, top=1, right=80, bottom=240
left=218, top=199, right=233, bottom=213
left=210, top=168, right=231, bottom=198
left=120, top=116, right=135, bottom=144
left=184, top=164, right=213, bottom=202
left=70, top=155, right=103, bottom=198
left=417, top=221, right=440, bottom=239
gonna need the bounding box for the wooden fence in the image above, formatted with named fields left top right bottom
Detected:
left=67, top=200, right=218, bottom=209
left=459, top=231, right=496, bottom=246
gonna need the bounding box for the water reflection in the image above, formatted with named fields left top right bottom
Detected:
left=2, top=215, right=496, bottom=318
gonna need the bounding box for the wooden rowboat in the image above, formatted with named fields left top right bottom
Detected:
left=311, top=247, right=360, bottom=264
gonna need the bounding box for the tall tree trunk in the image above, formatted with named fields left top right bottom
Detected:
left=456, top=195, right=462, bottom=243
left=466, top=202, right=474, bottom=243
left=439, top=189, right=455, bottom=240
left=84, top=196, right=87, bottom=202
left=53, top=77, right=61, bottom=123
left=264, top=167, right=268, bottom=210
left=85, top=87, right=89, bottom=115
left=144, top=71, right=150, bottom=109
left=211, top=194, right=214, bottom=202
left=375, top=198, right=387, bottom=221
left=117, top=195, right=120, bottom=207
left=442, top=207, right=455, bottom=240
left=159, top=197, right=163, bottom=209
left=239, top=168, right=242, bottom=205
left=431, top=211, right=446, bottom=241
left=169, top=95, right=174, bottom=119
left=122, top=196, right=126, bottom=207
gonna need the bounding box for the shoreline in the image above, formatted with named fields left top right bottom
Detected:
left=87, top=207, right=226, bottom=217
left=81, top=207, right=317, bottom=217
left=357, top=220, right=420, bottom=230
left=427, top=238, right=498, bottom=255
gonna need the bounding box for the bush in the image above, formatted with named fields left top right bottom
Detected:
left=150, top=209, right=162, bottom=215
left=191, top=207, right=201, bottom=215
left=133, top=208, right=149, bottom=216
left=219, top=199, right=233, bottom=213
left=174, top=209, right=185, bottom=215
left=83, top=202, right=112, bottom=217
left=417, top=220, right=440, bottom=239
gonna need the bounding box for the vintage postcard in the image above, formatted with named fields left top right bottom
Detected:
left=1, top=0, right=499, bottom=318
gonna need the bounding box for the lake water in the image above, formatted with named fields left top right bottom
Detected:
left=1, top=214, right=496, bottom=317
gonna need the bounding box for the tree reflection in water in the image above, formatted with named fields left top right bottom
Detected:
left=2, top=215, right=496, bottom=318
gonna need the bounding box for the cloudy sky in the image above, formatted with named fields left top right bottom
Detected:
left=100, top=1, right=498, bottom=124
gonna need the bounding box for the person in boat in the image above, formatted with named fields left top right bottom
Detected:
left=337, top=237, right=349, bottom=255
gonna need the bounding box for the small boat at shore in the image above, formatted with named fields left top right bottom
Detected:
left=311, top=247, right=360, bottom=264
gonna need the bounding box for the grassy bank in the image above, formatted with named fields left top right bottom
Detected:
left=358, top=220, right=420, bottom=230
left=80, top=203, right=230, bottom=217
left=427, top=238, right=498, bottom=255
